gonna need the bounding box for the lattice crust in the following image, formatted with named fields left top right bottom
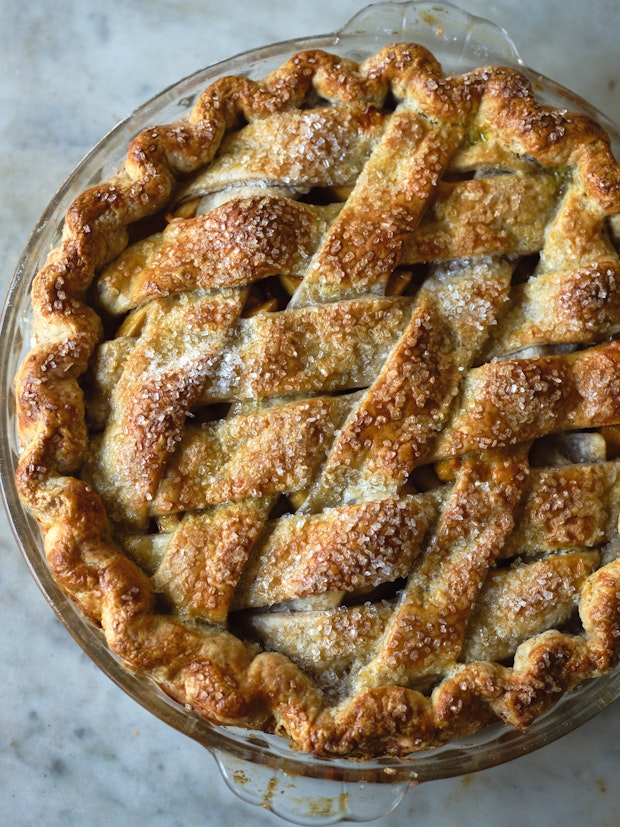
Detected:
left=14, top=43, right=620, bottom=758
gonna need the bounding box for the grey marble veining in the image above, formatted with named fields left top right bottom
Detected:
left=2, top=2, right=620, bottom=825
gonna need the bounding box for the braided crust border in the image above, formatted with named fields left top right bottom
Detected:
left=14, top=43, right=620, bottom=757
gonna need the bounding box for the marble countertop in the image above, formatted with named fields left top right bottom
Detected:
left=2, top=2, right=620, bottom=825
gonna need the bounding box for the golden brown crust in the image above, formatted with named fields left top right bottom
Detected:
left=97, top=197, right=338, bottom=313
left=14, top=42, right=620, bottom=758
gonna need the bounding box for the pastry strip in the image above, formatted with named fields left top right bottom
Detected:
left=87, top=294, right=413, bottom=425
left=152, top=500, right=271, bottom=625
left=401, top=173, right=559, bottom=263
left=460, top=550, right=601, bottom=662
left=149, top=393, right=358, bottom=514
left=353, top=450, right=530, bottom=690
left=97, top=196, right=338, bottom=314
left=175, top=104, right=389, bottom=201
left=232, top=491, right=441, bottom=609
left=502, top=460, right=620, bottom=557
left=431, top=339, right=620, bottom=461
left=486, top=260, right=620, bottom=357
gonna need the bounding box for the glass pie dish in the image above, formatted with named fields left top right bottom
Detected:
left=3, top=2, right=620, bottom=824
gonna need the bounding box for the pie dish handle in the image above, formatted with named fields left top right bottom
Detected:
left=339, top=0, right=524, bottom=69
left=212, top=748, right=413, bottom=825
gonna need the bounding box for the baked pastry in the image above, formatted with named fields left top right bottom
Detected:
left=14, top=42, right=620, bottom=758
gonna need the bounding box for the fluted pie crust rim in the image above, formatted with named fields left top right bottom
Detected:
left=14, top=43, right=620, bottom=758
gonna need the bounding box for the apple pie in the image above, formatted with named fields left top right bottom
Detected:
left=15, top=42, right=620, bottom=757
